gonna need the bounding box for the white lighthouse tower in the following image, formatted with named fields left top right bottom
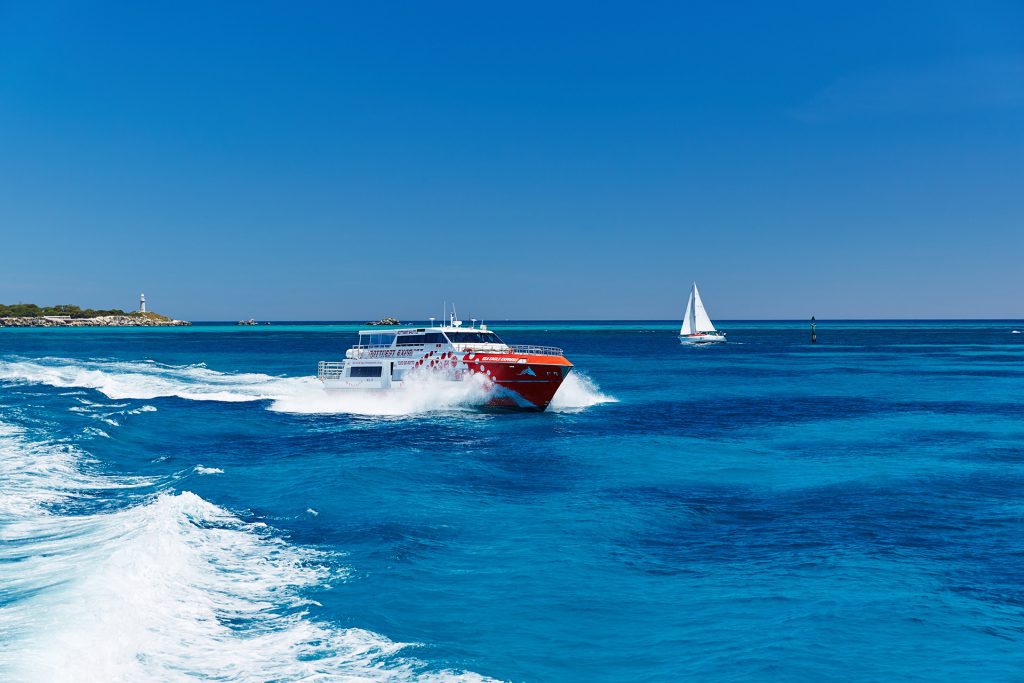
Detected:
left=139, top=293, right=146, bottom=313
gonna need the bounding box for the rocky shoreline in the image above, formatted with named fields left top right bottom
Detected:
left=0, top=315, right=191, bottom=327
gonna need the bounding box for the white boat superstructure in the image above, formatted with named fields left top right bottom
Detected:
left=679, top=282, right=726, bottom=344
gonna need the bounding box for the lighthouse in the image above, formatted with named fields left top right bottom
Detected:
left=139, top=293, right=146, bottom=313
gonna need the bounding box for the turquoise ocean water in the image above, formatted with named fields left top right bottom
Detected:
left=1, top=321, right=1022, bottom=681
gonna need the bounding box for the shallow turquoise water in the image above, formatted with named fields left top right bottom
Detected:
left=1, top=321, right=1022, bottom=681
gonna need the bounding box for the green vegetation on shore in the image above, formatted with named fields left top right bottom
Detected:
left=0, top=303, right=169, bottom=321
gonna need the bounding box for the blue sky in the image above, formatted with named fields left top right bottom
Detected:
left=1, top=1, right=1022, bottom=320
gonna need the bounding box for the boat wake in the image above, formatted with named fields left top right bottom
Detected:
left=549, top=372, right=618, bottom=411
left=0, top=358, right=614, bottom=416
left=0, top=422, right=490, bottom=682
left=275, top=374, right=493, bottom=414
left=0, top=357, right=312, bottom=403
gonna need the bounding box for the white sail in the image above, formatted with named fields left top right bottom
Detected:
left=680, top=289, right=694, bottom=335
left=692, top=283, right=716, bottom=332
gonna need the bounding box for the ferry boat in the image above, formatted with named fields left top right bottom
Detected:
left=317, top=313, right=573, bottom=411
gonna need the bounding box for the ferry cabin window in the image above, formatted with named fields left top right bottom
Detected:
left=398, top=333, right=447, bottom=345
left=396, top=334, right=425, bottom=345
left=446, top=332, right=505, bottom=344
left=359, top=333, right=395, bottom=347
left=349, top=366, right=383, bottom=378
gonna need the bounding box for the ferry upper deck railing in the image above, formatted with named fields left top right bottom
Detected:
left=508, top=345, right=564, bottom=356
left=343, top=342, right=565, bottom=355
left=318, top=361, right=345, bottom=380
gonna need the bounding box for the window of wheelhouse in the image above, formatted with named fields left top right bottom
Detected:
left=446, top=331, right=505, bottom=345
left=396, top=334, right=425, bottom=346
left=359, top=333, right=395, bottom=347
left=349, top=366, right=383, bottom=378
left=396, top=332, right=449, bottom=345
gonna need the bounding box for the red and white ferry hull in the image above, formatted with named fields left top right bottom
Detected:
left=318, top=326, right=574, bottom=412
left=460, top=352, right=573, bottom=410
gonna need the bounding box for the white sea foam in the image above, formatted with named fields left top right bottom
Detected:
left=549, top=372, right=618, bottom=412
left=0, top=423, right=492, bottom=682
left=0, top=425, right=107, bottom=517
left=0, top=424, right=156, bottom=518
left=0, top=492, right=485, bottom=682
left=270, top=372, right=495, bottom=415
left=0, top=357, right=615, bottom=416
left=69, top=397, right=146, bottom=428
left=0, top=358, right=313, bottom=403
left=192, top=465, right=223, bottom=475
left=0, top=358, right=481, bottom=415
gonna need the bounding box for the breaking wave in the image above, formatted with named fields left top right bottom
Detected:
left=0, top=358, right=614, bottom=416
left=0, top=422, right=491, bottom=682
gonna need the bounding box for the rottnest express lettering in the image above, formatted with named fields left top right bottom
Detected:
left=368, top=349, right=415, bottom=358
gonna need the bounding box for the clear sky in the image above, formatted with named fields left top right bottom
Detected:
left=1, top=1, right=1022, bottom=320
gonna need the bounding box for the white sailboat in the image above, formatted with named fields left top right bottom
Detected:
left=679, top=282, right=726, bottom=344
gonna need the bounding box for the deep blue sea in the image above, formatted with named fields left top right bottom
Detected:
left=1, top=321, right=1022, bottom=682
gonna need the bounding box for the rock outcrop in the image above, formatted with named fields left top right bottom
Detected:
left=364, top=317, right=401, bottom=326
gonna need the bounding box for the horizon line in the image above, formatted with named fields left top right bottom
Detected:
left=184, top=317, right=1024, bottom=323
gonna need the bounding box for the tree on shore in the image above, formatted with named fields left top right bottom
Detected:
left=0, top=303, right=130, bottom=318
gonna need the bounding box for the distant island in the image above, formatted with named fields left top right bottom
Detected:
left=365, top=317, right=401, bottom=326
left=0, top=303, right=190, bottom=327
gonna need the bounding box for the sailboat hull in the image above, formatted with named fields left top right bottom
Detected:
left=679, top=333, right=726, bottom=344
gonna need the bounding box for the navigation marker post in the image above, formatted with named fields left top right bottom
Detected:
left=811, top=316, right=817, bottom=343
